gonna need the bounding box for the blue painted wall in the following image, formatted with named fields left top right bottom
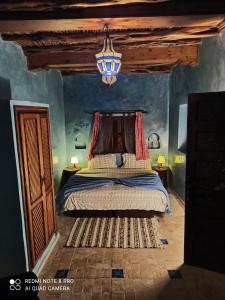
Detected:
left=0, top=37, right=67, bottom=188
left=169, top=32, right=225, bottom=199
left=0, top=37, right=66, bottom=277
left=63, top=74, right=170, bottom=167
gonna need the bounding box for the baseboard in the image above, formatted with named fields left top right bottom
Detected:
left=33, top=232, right=60, bottom=276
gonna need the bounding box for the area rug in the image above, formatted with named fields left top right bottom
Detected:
left=66, top=217, right=161, bottom=248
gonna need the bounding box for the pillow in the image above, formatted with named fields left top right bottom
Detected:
left=88, top=154, right=117, bottom=169
left=122, top=153, right=152, bottom=169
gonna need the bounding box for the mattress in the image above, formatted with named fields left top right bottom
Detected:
left=64, top=168, right=167, bottom=212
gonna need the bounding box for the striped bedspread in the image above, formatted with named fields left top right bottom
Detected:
left=57, top=168, right=170, bottom=214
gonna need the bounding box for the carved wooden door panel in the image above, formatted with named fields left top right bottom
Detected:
left=185, top=92, right=225, bottom=273
left=40, top=113, right=56, bottom=240
left=16, top=107, right=56, bottom=268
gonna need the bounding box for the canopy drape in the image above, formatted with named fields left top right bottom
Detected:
left=87, top=112, right=100, bottom=160
left=93, top=114, right=113, bottom=154
left=87, top=111, right=150, bottom=160
left=135, top=112, right=150, bottom=160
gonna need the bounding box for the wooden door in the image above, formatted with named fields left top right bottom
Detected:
left=185, top=92, right=225, bottom=273
left=15, top=106, right=56, bottom=268
left=40, top=114, right=56, bottom=239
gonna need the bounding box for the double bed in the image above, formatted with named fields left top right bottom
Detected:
left=57, top=154, right=170, bottom=215
left=64, top=168, right=168, bottom=213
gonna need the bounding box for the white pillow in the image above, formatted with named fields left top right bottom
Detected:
left=88, top=154, right=117, bottom=169
left=122, top=153, right=151, bottom=169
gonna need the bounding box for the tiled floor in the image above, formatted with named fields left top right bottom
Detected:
left=39, top=193, right=225, bottom=300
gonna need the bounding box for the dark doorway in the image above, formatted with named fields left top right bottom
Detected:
left=185, top=91, right=225, bottom=273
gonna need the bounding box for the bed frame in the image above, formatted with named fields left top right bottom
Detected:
left=63, top=210, right=164, bottom=218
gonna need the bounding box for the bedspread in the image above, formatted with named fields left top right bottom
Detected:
left=57, top=168, right=170, bottom=214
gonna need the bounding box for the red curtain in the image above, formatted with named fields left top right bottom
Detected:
left=87, top=112, right=100, bottom=160
left=93, top=114, right=113, bottom=154
left=135, top=112, right=150, bottom=160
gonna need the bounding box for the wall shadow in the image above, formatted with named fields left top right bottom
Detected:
left=155, top=264, right=225, bottom=300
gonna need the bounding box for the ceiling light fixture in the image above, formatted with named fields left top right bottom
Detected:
left=95, top=24, right=122, bottom=85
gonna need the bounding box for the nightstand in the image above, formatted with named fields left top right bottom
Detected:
left=152, top=166, right=169, bottom=188
left=58, top=167, right=80, bottom=190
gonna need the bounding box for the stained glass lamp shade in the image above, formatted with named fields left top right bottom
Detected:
left=96, top=26, right=122, bottom=85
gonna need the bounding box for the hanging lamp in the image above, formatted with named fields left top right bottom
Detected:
left=95, top=24, right=122, bottom=85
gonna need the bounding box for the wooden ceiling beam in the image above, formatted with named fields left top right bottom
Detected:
left=57, top=61, right=175, bottom=75
left=1, top=1, right=225, bottom=18
left=27, top=43, right=199, bottom=71
left=0, top=15, right=224, bottom=34
left=0, top=1, right=166, bottom=12
left=48, top=62, right=175, bottom=75
left=22, top=40, right=201, bottom=56
left=2, top=31, right=205, bottom=51
left=1, top=1, right=223, bottom=75
left=47, top=59, right=177, bottom=69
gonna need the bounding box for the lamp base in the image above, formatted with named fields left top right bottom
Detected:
left=69, top=164, right=80, bottom=170
left=158, top=163, right=163, bottom=169
left=73, top=164, right=81, bottom=170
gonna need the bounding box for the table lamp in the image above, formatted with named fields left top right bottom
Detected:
left=70, top=156, right=78, bottom=168
left=157, top=155, right=166, bottom=169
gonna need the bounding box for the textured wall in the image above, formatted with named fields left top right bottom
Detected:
left=63, top=74, right=170, bottom=166
left=0, top=37, right=66, bottom=277
left=169, top=32, right=225, bottom=199
left=0, top=37, right=67, bottom=188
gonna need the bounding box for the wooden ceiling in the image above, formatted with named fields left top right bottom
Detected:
left=0, top=1, right=225, bottom=75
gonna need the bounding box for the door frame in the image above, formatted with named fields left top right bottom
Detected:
left=10, top=100, right=58, bottom=274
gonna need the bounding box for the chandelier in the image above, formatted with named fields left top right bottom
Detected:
left=95, top=24, right=122, bottom=85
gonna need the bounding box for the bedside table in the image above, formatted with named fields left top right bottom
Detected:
left=58, top=167, right=80, bottom=190
left=152, top=166, right=169, bottom=188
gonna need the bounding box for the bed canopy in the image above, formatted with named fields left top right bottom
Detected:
left=87, top=111, right=150, bottom=160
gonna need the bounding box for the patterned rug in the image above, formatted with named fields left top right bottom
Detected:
left=67, top=217, right=161, bottom=248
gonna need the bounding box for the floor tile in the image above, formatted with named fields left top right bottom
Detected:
left=38, top=193, right=225, bottom=300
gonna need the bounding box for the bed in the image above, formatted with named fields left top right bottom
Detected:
left=57, top=153, right=170, bottom=215
left=63, top=168, right=168, bottom=212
